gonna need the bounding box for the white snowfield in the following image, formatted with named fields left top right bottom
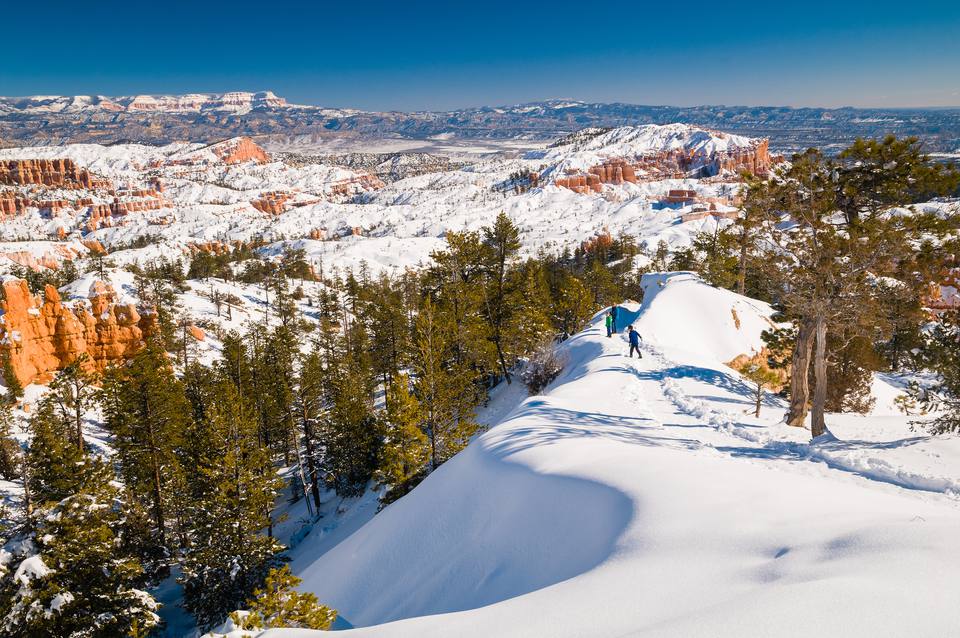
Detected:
left=222, top=272, right=960, bottom=638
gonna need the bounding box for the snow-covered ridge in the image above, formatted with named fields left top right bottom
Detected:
left=0, top=91, right=294, bottom=115
left=531, top=123, right=766, bottom=176
left=241, top=273, right=960, bottom=638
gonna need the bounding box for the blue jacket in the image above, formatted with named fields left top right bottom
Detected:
left=628, top=329, right=640, bottom=346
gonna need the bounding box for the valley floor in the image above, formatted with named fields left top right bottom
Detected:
left=238, top=278, right=960, bottom=638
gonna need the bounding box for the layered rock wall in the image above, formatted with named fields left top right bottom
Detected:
left=0, top=159, right=110, bottom=189
left=554, top=139, right=777, bottom=194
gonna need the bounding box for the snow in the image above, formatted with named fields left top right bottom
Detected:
left=229, top=273, right=960, bottom=638
left=13, top=555, right=50, bottom=585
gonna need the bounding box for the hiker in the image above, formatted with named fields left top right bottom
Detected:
left=610, top=305, right=619, bottom=333
left=605, top=311, right=613, bottom=338
left=627, top=324, right=642, bottom=358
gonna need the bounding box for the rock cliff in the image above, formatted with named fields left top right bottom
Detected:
left=0, top=159, right=110, bottom=189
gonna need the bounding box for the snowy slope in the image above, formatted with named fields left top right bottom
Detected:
left=220, top=273, right=960, bottom=638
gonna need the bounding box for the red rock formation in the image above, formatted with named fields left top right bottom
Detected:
left=0, top=280, right=153, bottom=385
left=211, top=137, right=270, bottom=164
left=0, top=159, right=110, bottom=189
left=329, top=173, right=386, bottom=198
left=553, top=138, right=777, bottom=194
left=251, top=191, right=291, bottom=215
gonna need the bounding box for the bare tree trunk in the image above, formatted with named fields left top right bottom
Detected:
left=786, top=317, right=815, bottom=427
left=811, top=314, right=828, bottom=438
left=737, top=238, right=748, bottom=297
left=754, top=383, right=762, bottom=418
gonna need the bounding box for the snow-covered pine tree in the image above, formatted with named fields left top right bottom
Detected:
left=180, top=374, right=283, bottom=630
left=0, top=456, right=159, bottom=637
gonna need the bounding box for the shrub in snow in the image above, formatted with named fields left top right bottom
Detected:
left=522, top=339, right=567, bottom=395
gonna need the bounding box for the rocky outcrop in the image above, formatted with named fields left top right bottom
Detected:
left=0, top=279, right=153, bottom=385
left=210, top=137, right=270, bottom=164
left=251, top=191, right=290, bottom=215
left=554, top=139, right=777, bottom=194
left=0, top=159, right=110, bottom=189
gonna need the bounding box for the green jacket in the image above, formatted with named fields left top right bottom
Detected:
left=605, top=315, right=613, bottom=327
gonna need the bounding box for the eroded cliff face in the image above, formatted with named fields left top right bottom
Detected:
left=0, top=279, right=153, bottom=385
left=0, top=159, right=110, bottom=189
left=211, top=137, right=270, bottom=164
left=554, top=140, right=778, bottom=193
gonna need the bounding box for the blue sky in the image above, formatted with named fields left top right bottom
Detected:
left=2, top=0, right=959, bottom=110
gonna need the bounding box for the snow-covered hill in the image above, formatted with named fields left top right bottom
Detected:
left=534, top=123, right=764, bottom=176
left=221, top=272, right=960, bottom=638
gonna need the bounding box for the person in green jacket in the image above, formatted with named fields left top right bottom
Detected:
left=605, top=311, right=613, bottom=338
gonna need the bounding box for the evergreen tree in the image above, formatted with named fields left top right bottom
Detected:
left=180, top=374, right=283, bottom=630
left=0, top=402, right=19, bottom=482
left=481, top=212, right=523, bottom=383
left=100, top=343, right=191, bottom=566
left=0, top=457, right=159, bottom=638
left=377, top=373, right=429, bottom=504
left=911, top=310, right=960, bottom=434
left=25, top=399, right=87, bottom=508
left=46, top=356, right=97, bottom=454
left=414, top=299, right=480, bottom=470
left=746, top=141, right=957, bottom=438
left=231, top=565, right=336, bottom=631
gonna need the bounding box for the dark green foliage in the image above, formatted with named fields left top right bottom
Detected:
left=100, top=343, right=191, bottom=571
left=180, top=371, right=283, bottom=630
left=0, top=446, right=159, bottom=637
left=911, top=311, right=960, bottom=433
left=8, top=260, right=79, bottom=295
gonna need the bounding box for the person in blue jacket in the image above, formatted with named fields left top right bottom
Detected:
left=627, top=324, right=642, bottom=358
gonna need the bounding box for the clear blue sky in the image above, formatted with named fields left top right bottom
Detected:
left=3, top=0, right=958, bottom=110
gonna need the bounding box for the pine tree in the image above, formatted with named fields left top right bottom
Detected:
left=481, top=212, right=523, bottom=383
left=100, top=343, right=190, bottom=565
left=25, top=399, right=87, bottom=508
left=734, top=360, right=782, bottom=418
left=0, top=401, right=19, bottom=482
left=911, top=310, right=960, bottom=433
left=747, top=140, right=958, bottom=438
left=46, top=356, right=97, bottom=454
left=180, top=374, right=283, bottom=630
left=377, top=373, right=429, bottom=505
left=231, top=565, right=336, bottom=631
left=414, top=299, right=480, bottom=470
left=0, top=457, right=159, bottom=638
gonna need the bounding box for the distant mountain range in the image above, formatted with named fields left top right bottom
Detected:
left=2, top=92, right=959, bottom=155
